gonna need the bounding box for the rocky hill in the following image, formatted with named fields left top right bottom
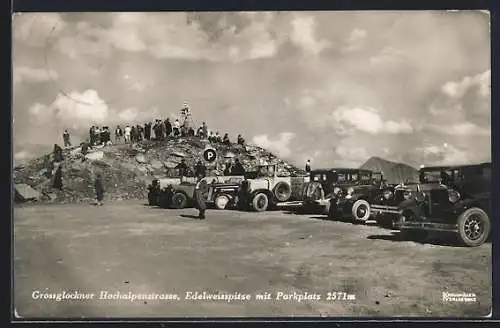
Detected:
left=360, top=156, right=419, bottom=185
left=13, top=137, right=305, bottom=204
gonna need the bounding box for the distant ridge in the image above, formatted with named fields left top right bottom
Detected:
left=360, top=156, right=418, bottom=185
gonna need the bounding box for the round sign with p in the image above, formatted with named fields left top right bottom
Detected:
left=203, top=148, right=217, bottom=163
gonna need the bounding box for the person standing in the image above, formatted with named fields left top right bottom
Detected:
left=53, top=144, right=64, bottom=162
left=94, top=173, right=105, bottom=206
left=193, top=179, right=208, bottom=219
left=124, top=125, right=131, bottom=143
left=165, top=118, right=172, bottom=139
left=194, top=160, right=207, bottom=180
left=173, top=119, right=181, bottom=137
left=62, top=129, right=71, bottom=147
left=305, top=159, right=311, bottom=173
left=52, top=165, right=63, bottom=190
left=202, top=122, right=208, bottom=139
left=223, top=133, right=230, bottom=145
left=175, top=159, right=189, bottom=177
left=115, top=125, right=123, bottom=144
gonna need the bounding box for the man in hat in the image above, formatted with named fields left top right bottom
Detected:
left=193, top=179, right=209, bottom=219
left=63, top=129, right=71, bottom=147
left=305, top=159, right=311, bottom=173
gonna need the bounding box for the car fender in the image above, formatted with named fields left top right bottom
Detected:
left=453, top=198, right=489, bottom=215
left=397, top=198, right=424, bottom=218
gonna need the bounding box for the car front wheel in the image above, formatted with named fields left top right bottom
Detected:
left=171, top=192, right=188, bottom=209
left=252, top=193, right=269, bottom=212
left=352, top=199, right=371, bottom=222
left=457, top=207, right=490, bottom=247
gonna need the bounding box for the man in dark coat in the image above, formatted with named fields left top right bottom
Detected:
left=165, top=119, right=172, bottom=138
left=193, top=179, right=209, bottom=219
left=231, top=158, right=246, bottom=176
left=63, top=129, right=71, bottom=147
left=224, top=162, right=233, bottom=176
left=94, top=173, right=105, bottom=205
left=175, top=159, right=189, bottom=177
left=223, top=133, right=230, bottom=145
left=52, top=165, right=63, bottom=190
left=53, top=144, right=64, bottom=162
left=194, top=160, right=207, bottom=180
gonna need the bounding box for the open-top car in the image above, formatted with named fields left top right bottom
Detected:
left=147, top=168, right=244, bottom=209
left=237, top=164, right=310, bottom=212
left=303, top=168, right=385, bottom=222
left=373, top=163, right=491, bottom=246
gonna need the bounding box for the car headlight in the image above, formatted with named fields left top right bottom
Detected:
left=333, top=187, right=341, bottom=195
left=403, top=191, right=412, bottom=200
left=347, top=187, right=354, bottom=195
left=383, top=190, right=393, bottom=199
left=448, top=189, right=460, bottom=203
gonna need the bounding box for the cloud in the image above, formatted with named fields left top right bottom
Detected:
left=369, top=46, right=407, bottom=67
left=419, top=143, right=471, bottom=166
left=330, top=106, right=414, bottom=135
left=29, top=89, right=109, bottom=128
left=335, top=146, right=369, bottom=167
left=252, top=132, right=295, bottom=158
left=13, top=66, right=58, bottom=84
left=13, top=13, right=67, bottom=47
left=426, top=122, right=490, bottom=136
left=342, top=28, right=367, bottom=52
left=290, top=15, right=331, bottom=56
left=441, top=69, right=490, bottom=98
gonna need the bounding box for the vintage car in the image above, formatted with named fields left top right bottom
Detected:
left=373, top=163, right=491, bottom=246
left=147, top=168, right=244, bottom=209
left=237, top=164, right=310, bottom=212
left=303, top=168, right=385, bottom=222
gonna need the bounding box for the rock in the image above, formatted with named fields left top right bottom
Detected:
left=137, top=166, right=149, bottom=173
left=48, top=193, right=57, bottom=201
left=171, top=151, right=186, bottom=158
left=92, top=160, right=111, bottom=167
left=150, top=160, right=163, bottom=170
left=14, top=184, right=40, bottom=202
left=85, top=151, right=104, bottom=161
left=70, top=147, right=82, bottom=156
left=224, top=152, right=236, bottom=159
left=135, top=154, right=147, bottom=164
left=163, top=161, right=179, bottom=169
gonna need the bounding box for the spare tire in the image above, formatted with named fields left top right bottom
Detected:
left=274, top=181, right=292, bottom=202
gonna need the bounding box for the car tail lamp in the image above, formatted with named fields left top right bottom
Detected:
left=403, top=190, right=412, bottom=200
left=383, top=190, right=393, bottom=199
left=448, top=189, right=461, bottom=203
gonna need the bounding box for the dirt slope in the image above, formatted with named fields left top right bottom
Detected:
left=360, top=156, right=419, bottom=185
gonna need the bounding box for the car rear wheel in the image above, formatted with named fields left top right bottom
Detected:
left=171, top=192, right=188, bottom=209
left=352, top=199, right=371, bottom=222
left=457, top=207, right=490, bottom=247
left=214, top=194, right=230, bottom=210
left=252, top=193, right=269, bottom=212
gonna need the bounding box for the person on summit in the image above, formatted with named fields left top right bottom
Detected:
left=305, top=159, right=311, bottom=173
left=62, top=129, right=71, bottom=147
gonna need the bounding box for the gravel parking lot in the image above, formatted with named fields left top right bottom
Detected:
left=13, top=201, right=491, bottom=318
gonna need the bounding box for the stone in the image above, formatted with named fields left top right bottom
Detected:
left=85, top=151, right=104, bottom=161
left=14, top=184, right=40, bottom=202
left=171, top=151, right=186, bottom=158
left=150, top=160, right=163, bottom=170
left=135, top=154, right=147, bottom=164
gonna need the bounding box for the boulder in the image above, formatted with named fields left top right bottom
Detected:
left=135, top=154, right=147, bottom=164
left=85, top=151, right=104, bottom=161
left=150, top=160, right=163, bottom=170
left=171, top=151, right=186, bottom=158
left=14, top=184, right=40, bottom=202
left=163, top=161, right=179, bottom=169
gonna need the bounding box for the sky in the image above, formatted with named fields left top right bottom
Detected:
left=12, top=11, right=491, bottom=168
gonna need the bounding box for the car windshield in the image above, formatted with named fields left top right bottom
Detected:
left=419, top=169, right=453, bottom=184
left=257, top=165, right=276, bottom=178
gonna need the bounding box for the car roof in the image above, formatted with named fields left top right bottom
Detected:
left=419, top=162, right=491, bottom=172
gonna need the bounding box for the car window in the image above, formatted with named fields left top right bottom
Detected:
left=420, top=170, right=441, bottom=183
left=351, top=173, right=359, bottom=182
left=361, top=172, right=372, bottom=182
left=337, top=173, right=346, bottom=183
